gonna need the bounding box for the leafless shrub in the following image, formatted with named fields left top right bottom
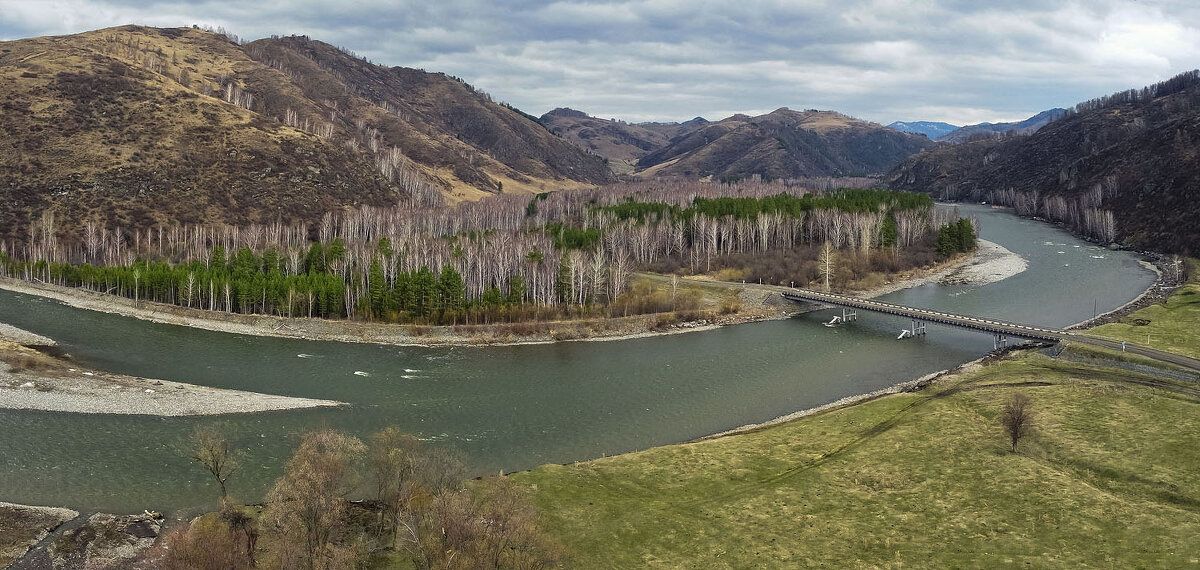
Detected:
left=1002, top=393, right=1033, bottom=452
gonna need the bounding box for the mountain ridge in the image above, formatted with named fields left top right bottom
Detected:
left=887, top=120, right=959, bottom=139
left=936, top=108, right=1067, bottom=143
left=636, top=108, right=936, bottom=180
left=889, top=71, right=1200, bottom=253
left=0, top=25, right=613, bottom=240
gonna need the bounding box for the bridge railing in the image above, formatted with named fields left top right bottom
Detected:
left=781, top=290, right=1064, bottom=342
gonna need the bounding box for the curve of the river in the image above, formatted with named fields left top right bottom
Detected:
left=0, top=205, right=1156, bottom=513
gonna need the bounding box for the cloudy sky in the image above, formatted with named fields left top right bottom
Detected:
left=2, top=0, right=1198, bottom=125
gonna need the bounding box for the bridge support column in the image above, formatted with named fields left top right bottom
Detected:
left=842, top=308, right=857, bottom=323
left=994, top=334, right=1008, bottom=350
left=910, top=319, right=926, bottom=336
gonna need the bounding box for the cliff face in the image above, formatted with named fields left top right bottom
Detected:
left=889, top=71, right=1200, bottom=253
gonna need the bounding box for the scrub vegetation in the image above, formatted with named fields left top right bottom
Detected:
left=151, top=426, right=561, bottom=569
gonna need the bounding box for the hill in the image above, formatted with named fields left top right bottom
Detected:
left=538, top=108, right=706, bottom=174
left=936, top=108, right=1066, bottom=143
left=636, top=108, right=937, bottom=180
left=538, top=108, right=707, bottom=174
left=0, top=25, right=612, bottom=242
left=889, top=71, right=1200, bottom=253
left=887, top=120, right=959, bottom=138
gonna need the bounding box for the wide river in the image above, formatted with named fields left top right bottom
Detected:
left=0, top=205, right=1155, bottom=514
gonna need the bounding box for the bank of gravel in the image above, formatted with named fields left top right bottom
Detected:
left=0, top=338, right=345, bottom=416
left=0, top=323, right=56, bottom=347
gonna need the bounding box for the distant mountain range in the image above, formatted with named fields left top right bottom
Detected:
left=887, top=121, right=960, bottom=139
left=635, top=108, right=936, bottom=180
left=540, top=107, right=933, bottom=180
left=889, top=71, right=1200, bottom=253
left=936, top=108, right=1067, bottom=143
left=886, top=109, right=1068, bottom=142
left=538, top=108, right=709, bottom=174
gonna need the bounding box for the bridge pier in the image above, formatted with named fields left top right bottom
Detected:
left=910, top=319, right=926, bottom=336
left=842, top=308, right=857, bottom=323
left=994, top=334, right=1008, bottom=350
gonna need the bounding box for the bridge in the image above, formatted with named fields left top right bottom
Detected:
left=781, top=288, right=1200, bottom=372
left=781, top=289, right=1063, bottom=346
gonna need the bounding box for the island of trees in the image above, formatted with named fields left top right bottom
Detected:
left=1, top=180, right=974, bottom=326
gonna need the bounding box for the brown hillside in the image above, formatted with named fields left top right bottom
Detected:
left=539, top=108, right=708, bottom=174
left=637, top=108, right=935, bottom=180
left=0, top=25, right=612, bottom=242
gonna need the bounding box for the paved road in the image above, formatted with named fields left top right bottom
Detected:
left=1068, top=334, right=1200, bottom=372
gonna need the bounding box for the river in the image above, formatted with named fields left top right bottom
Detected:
left=0, top=205, right=1155, bottom=514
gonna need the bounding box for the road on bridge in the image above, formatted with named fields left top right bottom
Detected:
left=782, top=289, right=1200, bottom=372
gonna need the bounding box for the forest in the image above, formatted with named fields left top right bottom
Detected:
left=1, top=180, right=971, bottom=326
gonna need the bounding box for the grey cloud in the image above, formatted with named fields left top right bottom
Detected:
left=1, top=0, right=1198, bottom=124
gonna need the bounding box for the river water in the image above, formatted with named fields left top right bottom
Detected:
left=0, top=206, right=1155, bottom=514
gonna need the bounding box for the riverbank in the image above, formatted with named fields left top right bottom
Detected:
left=1, top=503, right=163, bottom=569
left=0, top=242, right=1012, bottom=348
left=0, top=325, right=345, bottom=416
left=0, top=503, right=77, bottom=568
left=513, top=347, right=1200, bottom=567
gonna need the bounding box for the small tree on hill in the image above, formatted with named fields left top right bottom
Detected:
left=1002, top=393, right=1033, bottom=452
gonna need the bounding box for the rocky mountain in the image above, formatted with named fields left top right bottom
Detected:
left=0, top=25, right=613, bottom=241
left=889, top=71, right=1200, bottom=253
left=936, top=108, right=1066, bottom=143
left=636, top=108, right=937, bottom=180
left=538, top=108, right=707, bottom=174
left=887, top=120, right=959, bottom=139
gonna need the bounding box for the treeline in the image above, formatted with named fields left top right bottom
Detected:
left=988, top=186, right=1117, bottom=243
left=600, top=188, right=933, bottom=222
left=4, top=180, right=970, bottom=324
left=1069, top=69, right=1200, bottom=115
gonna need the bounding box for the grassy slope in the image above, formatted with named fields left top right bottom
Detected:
left=1091, top=259, right=1200, bottom=359
left=513, top=353, right=1200, bottom=568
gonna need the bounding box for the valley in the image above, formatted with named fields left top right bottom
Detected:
left=2, top=13, right=1199, bottom=568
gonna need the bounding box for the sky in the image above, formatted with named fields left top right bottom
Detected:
left=2, top=0, right=1199, bottom=125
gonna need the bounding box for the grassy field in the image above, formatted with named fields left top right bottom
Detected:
left=1091, top=258, right=1200, bottom=359
left=513, top=352, right=1200, bottom=568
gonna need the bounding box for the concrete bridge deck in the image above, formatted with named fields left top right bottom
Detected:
left=781, top=289, right=1064, bottom=342
left=781, top=288, right=1200, bottom=372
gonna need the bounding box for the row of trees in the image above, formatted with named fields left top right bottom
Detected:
left=989, top=186, right=1117, bottom=243
left=171, top=425, right=560, bottom=569
left=3, top=180, right=970, bottom=324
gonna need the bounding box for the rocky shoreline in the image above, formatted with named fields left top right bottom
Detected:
left=1, top=503, right=164, bottom=570
left=1065, top=255, right=1182, bottom=329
